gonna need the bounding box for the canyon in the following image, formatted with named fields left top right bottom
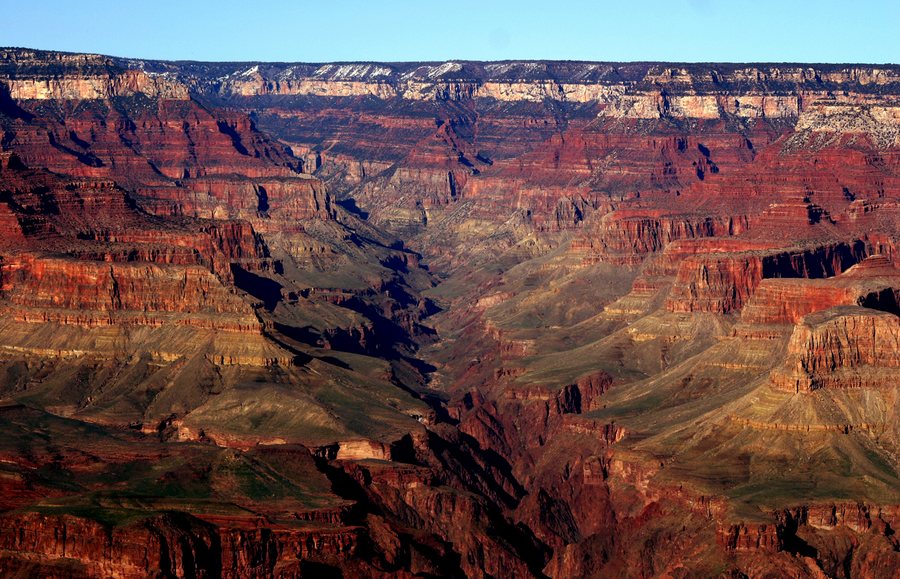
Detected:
left=0, top=48, right=897, bottom=577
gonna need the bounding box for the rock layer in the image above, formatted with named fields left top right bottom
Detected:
left=771, top=306, right=900, bottom=392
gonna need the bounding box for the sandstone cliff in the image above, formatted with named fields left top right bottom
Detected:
left=771, top=306, right=900, bottom=392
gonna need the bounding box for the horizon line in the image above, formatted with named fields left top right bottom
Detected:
left=3, top=46, right=898, bottom=68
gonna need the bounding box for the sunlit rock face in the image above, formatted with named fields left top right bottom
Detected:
left=0, top=49, right=898, bottom=577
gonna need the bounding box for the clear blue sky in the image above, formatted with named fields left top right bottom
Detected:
left=1, top=0, right=897, bottom=63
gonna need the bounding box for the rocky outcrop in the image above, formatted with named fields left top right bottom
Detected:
left=771, top=306, right=900, bottom=392
left=0, top=49, right=189, bottom=100
left=800, top=502, right=900, bottom=533
left=2, top=68, right=189, bottom=100
left=741, top=255, right=899, bottom=324
left=137, top=174, right=334, bottom=224
left=575, top=210, right=750, bottom=265
left=667, top=241, right=871, bottom=314
left=717, top=522, right=783, bottom=552
left=0, top=254, right=259, bottom=331
left=0, top=511, right=361, bottom=578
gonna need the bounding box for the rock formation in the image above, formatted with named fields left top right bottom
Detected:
left=0, top=48, right=897, bottom=577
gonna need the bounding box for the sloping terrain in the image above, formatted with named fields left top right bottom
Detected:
left=0, top=48, right=897, bottom=577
